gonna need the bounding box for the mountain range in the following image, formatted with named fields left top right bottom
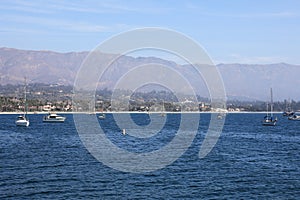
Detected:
left=1, top=47, right=299, bottom=101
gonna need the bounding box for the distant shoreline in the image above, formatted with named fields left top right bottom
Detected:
left=0, top=111, right=291, bottom=115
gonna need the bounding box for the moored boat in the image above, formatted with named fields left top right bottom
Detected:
left=15, top=78, right=30, bottom=127
left=98, top=113, right=106, bottom=119
left=283, top=111, right=294, bottom=117
left=262, top=115, right=277, bottom=126
left=288, top=114, right=300, bottom=121
left=283, top=99, right=294, bottom=116
left=16, top=115, right=30, bottom=127
left=43, top=113, right=66, bottom=122
left=262, top=88, right=277, bottom=126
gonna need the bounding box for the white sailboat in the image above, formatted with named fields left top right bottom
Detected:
left=262, top=88, right=277, bottom=126
left=283, top=98, right=294, bottom=116
left=98, top=102, right=106, bottom=119
left=15, top=78, right=30, bottom=127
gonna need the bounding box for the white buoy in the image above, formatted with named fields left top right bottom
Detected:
left=122, top=129, right=126, bottom=135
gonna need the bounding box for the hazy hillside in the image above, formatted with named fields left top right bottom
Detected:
left=0, top=47, right=299, bottom=100
left=217, top=63, right=300, bottom=101
left=0, top=47, right=87, bottom=85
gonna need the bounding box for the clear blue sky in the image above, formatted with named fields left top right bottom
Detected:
left=1, top=0, right=299, bottom=64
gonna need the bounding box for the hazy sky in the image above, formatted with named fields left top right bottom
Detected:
left=1, top=0, right=299, bottom=64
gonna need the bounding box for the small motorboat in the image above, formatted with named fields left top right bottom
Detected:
left=288, top=114, right=300, bottom=121
left=43, top=113, right=66, bottom=122
left=98, top=113, right=106, bottom=119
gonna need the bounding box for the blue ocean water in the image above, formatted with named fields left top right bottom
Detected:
left=0, top=113, right=299, bottom=199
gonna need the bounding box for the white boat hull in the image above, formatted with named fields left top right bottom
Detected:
left=16, top=119, right=30, bottom=127
left=98, top=113, right=106, bottom=119
left=43, top=113, right=66, bottom=123
left=43, top=119, right=65, bottom=122
left=262, top=120, right=277, bottom=126
left=288, top=115, right=300, bottom=121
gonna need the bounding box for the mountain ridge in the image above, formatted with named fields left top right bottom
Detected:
left=1, top=47, right=299, bottom=100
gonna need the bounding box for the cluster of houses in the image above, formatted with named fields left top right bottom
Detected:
left=3, top=96, right=241, bottom=113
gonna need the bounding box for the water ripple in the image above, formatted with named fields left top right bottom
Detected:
left=0, top=114, right=299, bottom=199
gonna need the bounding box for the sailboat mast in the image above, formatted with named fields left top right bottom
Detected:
left=24, top=77, right=28, bottom=116
left=270, top=88, right=273, bottom=117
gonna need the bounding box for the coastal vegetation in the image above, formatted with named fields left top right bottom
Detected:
left=1, top=83, right=299, bottom=112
